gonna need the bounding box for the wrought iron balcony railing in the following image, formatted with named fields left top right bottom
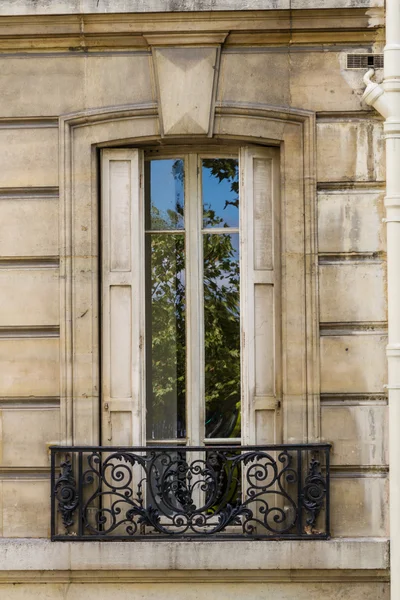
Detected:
left=51, top=444, right=331, bottom=541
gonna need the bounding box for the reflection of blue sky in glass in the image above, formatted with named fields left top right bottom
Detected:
left=148, top=159, right=184, bottom=230
left=202, top=161, right=239, bottom=229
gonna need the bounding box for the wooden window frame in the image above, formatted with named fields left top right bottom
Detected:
left=101, top=144, right=281, bottom=448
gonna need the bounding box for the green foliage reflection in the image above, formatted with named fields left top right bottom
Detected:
left=146, top=159, right=240, bottom=440
left=146, top=233, right=186, bottom=440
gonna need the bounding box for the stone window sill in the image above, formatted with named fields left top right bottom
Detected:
left=0, top=538, right=389, bottom=573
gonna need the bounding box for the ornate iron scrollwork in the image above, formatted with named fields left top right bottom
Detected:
left=301, top=457, right=327, bottom=530
left=53, top=454, right=79, bottom=531
left=51, top=444, right=330, bottom=540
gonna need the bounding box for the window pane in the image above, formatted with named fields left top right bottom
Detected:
left=203, top=232, right=241, bottom=439
left=146, top=233, right=186, bottom=440
left=202, top=159, right=239, bottom=229
left=145, top=159, right=184, bottom=230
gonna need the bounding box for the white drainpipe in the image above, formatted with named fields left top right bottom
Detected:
left=363, top=2, right=400, bottom=597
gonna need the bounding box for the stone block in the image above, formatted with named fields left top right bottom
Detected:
left=320, top=334, right=387, bottom=393
left=330, top=476, right=388, bottom=537
left=318, top=189, right=385, bottom=253
left=290, top=51, right=366, bottom=113
left=0, top=196, right=59, bottom=257
left=0, top=406, right=59, bottom=467
left=0, top=57, right=84, bottom=117
left=84, top=55, right=153, bottom=110
left=0, top=128, right=58, bottom=188
left=0, top=338, right=59, bottom=397
left=0, top=269, right=59, bottom=327
left=319, top=262, right=386, bottom=323
left=2, top=479, right=50, bottom=537
left=321, top=404, right=388, bottom=466
left=218, top=51, right=290, bottom=107
left=317, top=120, right=385, bottom=183
left=0, top=54, right=153, bottom=117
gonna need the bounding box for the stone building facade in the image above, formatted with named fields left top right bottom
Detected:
left=0, top=1, right=390, bottom=598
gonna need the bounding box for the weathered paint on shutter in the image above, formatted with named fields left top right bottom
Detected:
left=101, top=149, right=145, bottom=446
left=240, top=146, right=281, bottom=445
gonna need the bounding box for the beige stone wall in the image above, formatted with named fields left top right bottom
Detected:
left=0, top=5, right=389, bottom=598
left=218, top=49, right=388, bottom=541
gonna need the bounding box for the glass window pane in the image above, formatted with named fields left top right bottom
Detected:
left=146, top=233, right=186, bottom=440
left=202, top=159, right=239, bottom=229
left=203, top=232, right=241, bottom=439
left=145, top=159, right=184, bottom=230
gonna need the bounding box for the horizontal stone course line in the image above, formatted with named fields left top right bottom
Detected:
left=0, top=569, right=390, bottom=584
left=0, top=257, right=59, bottom=269
left=0, top=34, right=378, bottom=54
left=0, top=118, right=58, bottom=129
left=316, top=111, right=384, bottom=122
left=65, top=103, right=158, bottom=127
left=321, top=393, right=388, bottom=406
left=317, top=181, right=386, bottom=191
left=0, top=50, right=153, bottom=58
left=0, top=468, right=50, bottom=479
left=0, top=396, right=60, bottom=409
left=330, top=466, right=388, bottom=478
left=0, top=186, right=58, bottom=198
left=223, top=43, right=383, bottom=53
left=319, top=321, right=387, bottom=336
left=0, top=326, right=59, bottom=339
left=215, top=102, right=313, bottom=121
left=318, top=252, right=386, bottom=264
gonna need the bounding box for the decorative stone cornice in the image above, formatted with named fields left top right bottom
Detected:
left=0, top=9, right=384, bottom=53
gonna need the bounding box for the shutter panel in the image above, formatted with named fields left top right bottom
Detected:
left=240, top=146, right=281, bottom=445
left=101, top=149, right=145, bottom=446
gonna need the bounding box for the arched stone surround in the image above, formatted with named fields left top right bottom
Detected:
left=58, top=102, right=318, bottom=446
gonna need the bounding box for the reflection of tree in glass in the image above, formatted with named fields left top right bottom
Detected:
left=147, top=232, right=186, bottom=439
left=204, top=231, right=240, bottom=438
left=147, top=159, right=240, bottom=440
left=202, top=159, right=240, bottom=438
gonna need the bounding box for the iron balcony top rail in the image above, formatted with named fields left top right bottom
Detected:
left=50, top=443, right=331, bottom=452
left=51, top=444, right=331, bottom=542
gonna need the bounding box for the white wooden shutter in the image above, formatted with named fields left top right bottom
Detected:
left=101, top=149, right=145, bottom=446
left=240, top=146, right=281, bottom=445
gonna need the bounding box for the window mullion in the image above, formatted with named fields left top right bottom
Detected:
left=185, top=153, right=204, bottom=446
